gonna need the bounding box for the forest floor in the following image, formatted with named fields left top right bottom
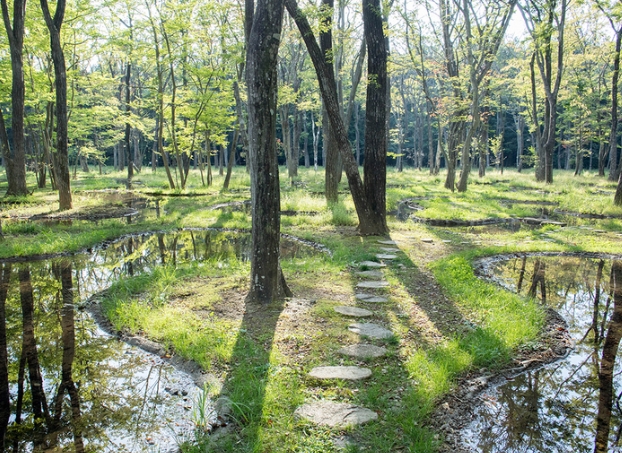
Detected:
left=1, top=167, right=621, bottom=452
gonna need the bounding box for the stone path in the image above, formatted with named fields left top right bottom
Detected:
left=295, top=238, right=400, bottom=444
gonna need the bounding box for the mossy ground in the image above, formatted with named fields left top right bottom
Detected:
left=2, top=166, right=622, bottom=452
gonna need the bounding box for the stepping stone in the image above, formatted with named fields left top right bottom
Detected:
left=309, top=366, right=372, bottom=380
left=442, top=240, right=452, bottom=243
left=421, top=238, right=434, bottom=243
left=295, top=401, right=378, bottom=427
left=376, top=254, right=397, bottom=260
left=380, top=247, right=399, bottom=252
left=355, top=293, right=389, bottom=303
left=356, top=270, right=384, bottom=279
left=338, top=344, right=387, bottom=358
left=356, top=281, right=389, bottom=289
left=359, top=261, right=386, bottom=268
left=377, top=240, right=397, bottom=245
left=349, top=322, right=393, bottom=339
left=334, top=306, right=373, bottom=317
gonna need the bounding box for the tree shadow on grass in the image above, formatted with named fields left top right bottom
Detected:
left=205, top=298, right=286, bottom=452
left=338, top=231, right=524, bottom=452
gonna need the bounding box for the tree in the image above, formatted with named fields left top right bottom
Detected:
left=520, top=0, right=568, bottom=184
left=596, top=0, right=622, bottom=182
left=245, top=0, right=291, bottom=303
left=285, top=0, right=389, bottom=235
left=362, top=0, right=389, bottom=230
left=0, top=0, right=29, bottom=196
left=40, top=0, right=72, bottom=209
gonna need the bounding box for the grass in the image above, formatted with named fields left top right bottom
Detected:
left=2, top=165, right=622, bottom=452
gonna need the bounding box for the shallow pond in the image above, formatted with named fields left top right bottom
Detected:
left=464, top=254, right=622, bottom=452
left=0, top=229, right=317, bottom=452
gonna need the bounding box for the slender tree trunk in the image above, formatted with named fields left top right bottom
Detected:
left=41, top=0, right=72, bottom=209
left=614, top=170, right=622, bottom=205
left=124, top=61, right=133, bottom=189
left=0, top=263, right=11, bottom=449
left=609, top=28, right=622, bottom=182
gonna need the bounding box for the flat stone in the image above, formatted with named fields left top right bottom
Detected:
left=359, top=261, right=386, bottom=268
left=356, top=280, right=389, bottom=289
left=337, top=344, right=387, bottom=358
left=295, top=401, right=378, bottom=427
left=356, top=270, right=383, bottom=279
left=349, top=322, right=393, bottom=339
left=380, top=247, right=399, bottom=252
left=355, top=293, right=388, bottom=303
left=309, top=366, right=372, bottom=380
left=377, top=240, right=397, bottom=245
left=421, top=238, right=434, bottom=243
left=334, top=306, right=373, bottom=317
left=375, top=254, right=397, bottom=260
left=364, top=296, right=389, bottom=303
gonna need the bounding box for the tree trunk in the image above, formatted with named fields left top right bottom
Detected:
left=614, top=170, right=622, bottom=206
left=245, top=0, right=291, bottom=303
left=286, top=0, right=387, bottom=235
left=41, top=0, right=72, bottom=210
left=0, top=0, right=28, bottom=196
left=124, top=61, right=133, bottom=189
left=0, top=263, right=11, bottom=448
left=320, top=0, right=341, bottom=203
left=362, top=0, right=388, bottom=232
left=594, top=261, right=622, bottom=453
left=609, top=28, right=622, bottom=182
left=515, top=113, right=524, bottom=172
left=303, top=111, right=310, bottom=168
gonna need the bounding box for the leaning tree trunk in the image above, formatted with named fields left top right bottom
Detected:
left=286, top=0, right=387, bottom=235
left=245, top=0, right=291, bottom=303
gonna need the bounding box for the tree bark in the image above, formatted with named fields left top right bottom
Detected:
left=594, top=260, right=622, bottom=453
left=362, top=0, right=388, bottom=232
left=1, top=0, right=28, bottom=196
left=245, top=0, right=291, bottom=303
left=609, top=27, right=622, bottom=182
left=286, top=0, right=388, bottom=235
left=40, top=0, right=72, bottom=209
left=124, top=60, right=133, bottom=189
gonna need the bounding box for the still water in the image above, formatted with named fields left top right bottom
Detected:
left=0, top=229, right=315, bottom=452
left=464, top=255, right=622, bottom=453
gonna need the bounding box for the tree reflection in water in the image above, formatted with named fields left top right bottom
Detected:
left=464, top=256, right=622, bottom=452
left=0, top=229, right=317, bottom=451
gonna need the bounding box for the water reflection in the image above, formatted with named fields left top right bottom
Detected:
left=465, top=255, right=622, bottom=452
left=0, top=229, right=317, bottom=451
